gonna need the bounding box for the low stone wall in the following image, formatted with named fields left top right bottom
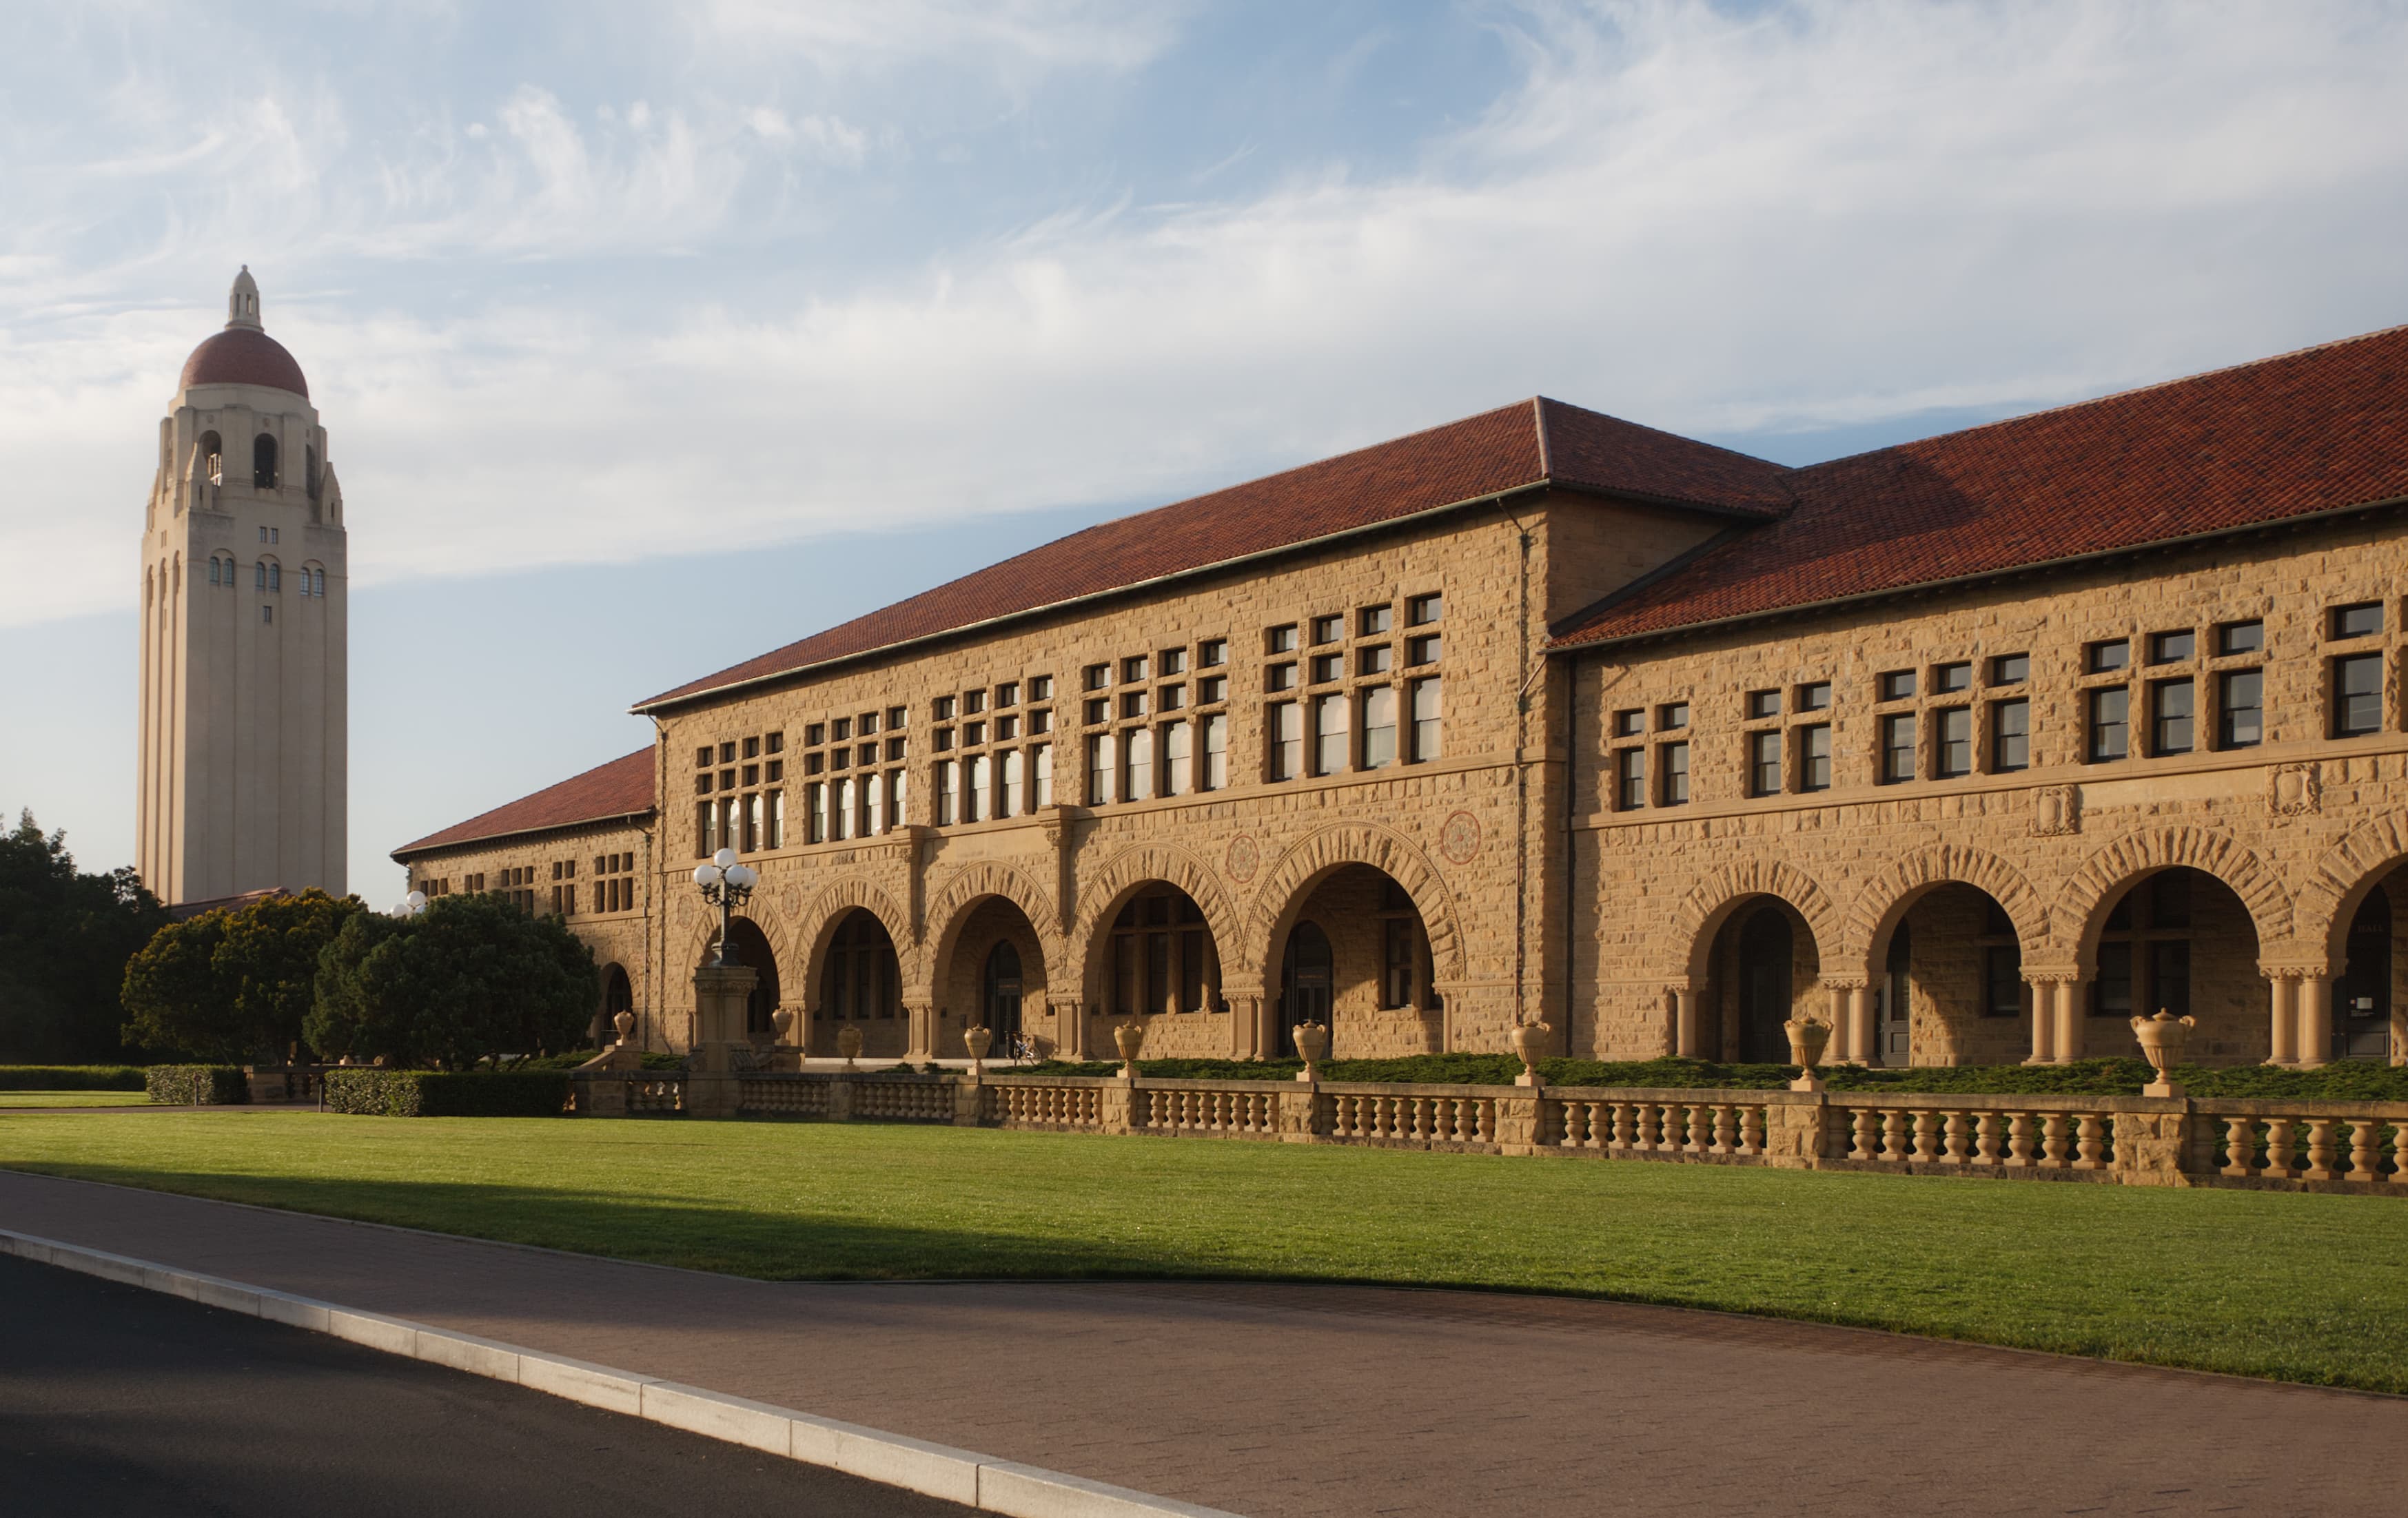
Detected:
left=565, top=1068, right=2408, bottom=1196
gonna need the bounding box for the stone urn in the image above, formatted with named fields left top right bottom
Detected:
left=1784, top=1016, right=1833, bottom=1091
left=963, top=1024, right=992, bottom=1072
left=2130, top=1009, right=2196, bottom=1097
left=1511, top=1018, right=1551, bottom=1087
left=771, top=1007, right=794, bottom=1045
left=1292, top=1020, right=1329, bottom=1083
left=1113, top=1020, right=1146, bottom=1078
left=612, top=1009, right=635, bottom=1046
left=836, top=1025, right=864, bottom=1068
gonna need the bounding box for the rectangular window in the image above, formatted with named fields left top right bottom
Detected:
left=1265, top=663, right=1297, bottom=693
left=935, top=761, right=957, bottom=825
left=857, top=775, right=877, bottom=836
left=1123, top=727, right=1154, bottom=801
left=1797, top=724, right=1832, bottom=792
left=1613, top=708, right=1645, bottom=739
left=1358, top=645, right=1392, bottom=677
left=1161, top=650, right=1186, bottom=677
left=890, top=770, right=908, bottom=828
left=2334, top=653, right=2384, bottom=736
left=1000, top=748, right=1025, bottom=817
left=1880, top=712, right=1917, bottom=783
left=830, top=778, right=853, bottom=840
left=1312, top=693, right=1349, bottom=776
left=2217, top=619, right=2264, bottom=656
left=995, top=681, right=1019, bottom=708
left=1269, top=701, right=1302, bottom=781
left=1362, top=686, right=1397, bottom=768
left=2217, top=668, right=2263, bottom=748
left=966, top=755, right=990, bottom=821
left=1990, top=698, right=2030, bottom=772
left=1196, top=675, right=1226, bottom=705
left=1408, top=677, right=1442, bottom=762
left=962, top=722, right=985, bottom=748
left=1310, top=615, right=1343, bottom=645
left=1991, top=653, right=2030, bottom=685
left=770, top=789, right=785, bottom=848
left=1120, top=691, right=1147, bottom=720
left=1156, top=687, right=1183, bottom=713
left=2089, top=639, right=2131, bottom=673
left=744, top=793, right=762, bottom=852
left=2092, top=941, right=2133, bottom=1018
left=1407, top=592, right=1442, bottom=624
left=1615, top=748, right=1646, bottom=810
left=828, top=722, right=847, bottom=746
left=808, top=783, right=828, bottom=843
left=1024, top=712, right=1048, bottom=739
left=2332, top=602, right=2385, bottom=639
left=961, top=690, right=985, bottom=715
left=2149, top=629, right=2195, bottom=664
left=1085, top=664, right=1110, bottom=691
left=1032, top=746, right=1052, bottom=806
left=1267, top=624, right=1298, bottom=654
left=1934, top=661, right=1972, bottom=694
left=997, top=714, right=1020, bottom=740
left=1936, top=707, right=1972, bottom=777
left=1198, top=641, right=1225, bottom=668
left=1658, top=701, right=1688, bottom=730
left=1381, top=917, right=1416, bottom=1008
left=1983, top=946, right=2022, bottom=1018
left=1201, top=714, right=1227, bottom=790
left=1796, top=681, right=1831, bottom=712
left=1122, top=655, right=1148, bottom=684
left=2149, top=940, right=2192, bottom=1018
left=1309, top=653, right=1343, bottom=684
left=1878, top=669, right=1917, bottom=701
left=1748, top=730, right=1783, bottom=797
left=1746, top=689, right=1780, bottom=719
left=1086, top=733, right=1116, bottom=804
left=1162, top=721, right=1191, bottom=797
left=1407, top=633, right=1440, bottom=666
left=1084, top=697, right=1108, bottom=726
left=696, top=801, right=713, bottom=857
left=2151, top=677, right=2195, bottom=755
left=1659, top=741, right=1689, bottom=805
left=1360, top=606, right=1392, bottom=636
left=2088, top=686, right=2130, bottom=761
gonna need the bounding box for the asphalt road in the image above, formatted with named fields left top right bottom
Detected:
left=0, top=1253, right=977, bottom=1517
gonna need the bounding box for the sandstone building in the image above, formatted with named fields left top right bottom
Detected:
left=139, top=269, right=349, bottom=906
left=394, top=329, right=2408, bottom=1069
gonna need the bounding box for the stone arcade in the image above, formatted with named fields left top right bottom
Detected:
left=394, top=328, right=2408, bottom=1071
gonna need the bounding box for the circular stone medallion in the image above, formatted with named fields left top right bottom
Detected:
left=1225, top=834, right=1260, bottom=883
left=1438, top=810, right=1481, bottom=865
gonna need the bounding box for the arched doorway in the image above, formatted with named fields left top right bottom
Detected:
left=818, top=911, right=903, bottom=1056
left=2085, top=866, right=2262, bottom=1062
left=1278, top=921, right=1334, bottom=1052
left=709, top=916, right=781, bottom=1038
left=1107, top=885, right=1221, bottom=1018
left=983, top=941, right=1025, bottom=1047
left=1864, top=885, right=2028, bottom=1067
left=599, top=963, right=633, bottom=1046
left=2337, top=886, right=2393, bottom=1060
left=1737, top=907, right=1793, bottom=1063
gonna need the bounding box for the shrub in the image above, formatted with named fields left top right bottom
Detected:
left=122, top=888, right=363, bottom=1063
left=0, top=1065, right=147, bottom=1091
left=144, top=1065, right=249, bottom=1105
left=309, top=894, right=598, bottom=1070
left=323, top=1068, right=571, bottom=1117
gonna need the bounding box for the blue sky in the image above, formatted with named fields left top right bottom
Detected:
left=4, top=1, right=2405, bottom=905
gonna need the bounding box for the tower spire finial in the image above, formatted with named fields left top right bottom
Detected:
left=227, top=266, right=262, bottom=331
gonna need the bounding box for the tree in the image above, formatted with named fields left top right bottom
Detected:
left=0, top=811, right=169, bottom=1063
left=309, top=894, right=598, bottom=1069
left=121, top=888, right=364, bottom=1062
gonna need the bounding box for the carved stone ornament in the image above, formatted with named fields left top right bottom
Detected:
left=2269, top=761, right=2320, bottom=817
left=2031, top=785, right=2081, bottom=837
left=1224, top=834, right=1259, bottom=883
left=1439, top=810, right=1482, bottom=865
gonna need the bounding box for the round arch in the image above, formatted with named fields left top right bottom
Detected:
left=2296, top=812, right=2408, bottom=969
left=925, top=861, right=1068, bottom=994
left=1072, top=843, right=1244, bottom=997
left=1243, top=823, right=1467, bottom=989
left=1671, top=859, right=1843, bottom=987
left=793, top=879, right=917, bottom=1008
left=1839, top=843, right=2048, bottom=980
left=2054, top=825, right=2292, bottom=974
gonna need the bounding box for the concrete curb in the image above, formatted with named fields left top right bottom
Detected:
left=0, top=1228, right=1242, bottom=1518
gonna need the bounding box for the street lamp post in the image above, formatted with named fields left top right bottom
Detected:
left=394, top=890, right=427, bottom=920
left=691, top=848, right=758, bottom=967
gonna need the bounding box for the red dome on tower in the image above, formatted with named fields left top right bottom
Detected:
left=178, top=266, right=309, bottom=398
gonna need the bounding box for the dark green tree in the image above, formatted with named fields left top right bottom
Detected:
left=121, top=888, right=363, bottom=1062
left=0, top=810, right=169, bottom=1062
left=309, top=893, right=598, bottom=1069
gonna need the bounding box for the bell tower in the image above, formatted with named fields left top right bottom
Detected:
left=137, top=267, right=348, bottom=905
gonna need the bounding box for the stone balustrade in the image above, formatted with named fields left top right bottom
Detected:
left=564, top=1067, right=2405, bottom=1196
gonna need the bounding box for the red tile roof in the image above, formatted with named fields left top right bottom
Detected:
left=181, top=327, right=309, bottom=398
left=393, top=749, right=655, bottom=858
left=1553, top=325, right=2408, bottom=648
left=633, top=399, right=1790, bottom=710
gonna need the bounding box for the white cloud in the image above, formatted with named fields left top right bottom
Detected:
left=4, top=0, right=2407, bottom=627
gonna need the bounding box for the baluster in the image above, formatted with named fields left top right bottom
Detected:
left=2217, top=1116, right=2254, bottom=1176
left=2261, top=1118, right=2297, bottom=1179
left=1911, top=1111, right=1941, bottom=1162
left=2071, top=1115, right=2106, bottom=1171
left=1453, top=1097, right=1474, bottom=1142
left=2304, top=1118, right=2341, bottom=1181
left=1971, top=1113, right=2001, bottom=1165
left=1632, top=1104, right=1657, bottom=1152
left=1739, top=1105, right=1765, bottom=1157
left=2389, top=1120, right=2408, bottom=1186
left=2001, top=1112, right=2033, bottom=1167
left=2036, top=1114, right=2068, bottom=1168
left=1419, top=1096, right=1439, bottom=1140
left=1848, top=1107, right=1878, bottom=1161
left=1609, top=1102, right=1634, bottom=1151
left=2347, top=1118, right=2381, bottom=1182
left=1712, top=1104, right=1737, bottom=1156
left=1941, top=1112, right=1971, bottom=1165
left=1879, top=1110, right=1908, bottom=1162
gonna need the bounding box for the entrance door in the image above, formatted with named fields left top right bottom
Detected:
left=1279, top=921, right=1334, bottom=1054
left=983, top=941, right=1025, bottom=1047
left=1876, top=921, right=1912, bottom=1066
left=2337, top=888, right=2392, bottom=1060
left=1737, top=908, right=1792, bottom=1063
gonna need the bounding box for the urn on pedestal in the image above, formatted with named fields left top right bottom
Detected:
left=1113, top=1020, right=1146, bottom=1079
left=836, top=1025, right=863, bottom=1068
left=1291, top=1020, right=1329, bottom=1083
left=1511, top=1018, right=1551, bottom=1087
left=963, top=1024, right=992, bottom=1074
left=1784, top=1016, right=1833, bottom=1092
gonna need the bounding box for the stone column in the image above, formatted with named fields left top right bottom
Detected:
left=904, top=1000, right=937, bottom=1067
left=2024, top=976, right=2057, bottom=1065
left=2052, top=979, right=2085, bottom=1064
left=1258, top=994, right=1282, bottom=1063
left=1051, top=998, right=1084, bottom=1060
left=2265, top=974, right=2298, bottom=1066
left=2298, top=976, right=2333, bottom=1069
left=1225, top=992, right=1264, bottom=1060
left=1845, top=985, right=1873, bottom=1066
left=686, top=963, right=757, bottom=1118
left=1672, top=986, right=1700, bottom=1059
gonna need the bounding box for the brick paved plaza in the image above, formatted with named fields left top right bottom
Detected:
left=3, top=1167, right=2402, bottom=1516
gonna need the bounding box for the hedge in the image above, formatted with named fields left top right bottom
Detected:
left=144, top=1065, right=249, bottom=1105
left=323, top=1069, right=571, bottom=1118
left=0, top=1065, right=147, bottom=1091
left=509, top=1049, right=686, bottom=1072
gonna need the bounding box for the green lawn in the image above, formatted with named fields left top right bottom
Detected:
left=0, top=1091, right=156, bottom=1108
left=3, top=1109, right=2405, bottom=1393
